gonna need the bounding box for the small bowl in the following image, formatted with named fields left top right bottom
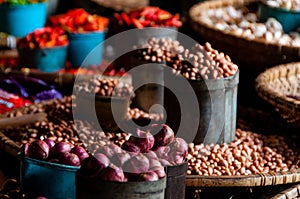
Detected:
left=258, top=1, right=300, bottom=33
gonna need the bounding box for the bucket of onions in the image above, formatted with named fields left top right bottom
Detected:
left=19, top=138, right=88, bottom=199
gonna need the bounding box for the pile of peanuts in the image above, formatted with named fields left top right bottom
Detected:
left=127, top=107, right=164, bottom=121
left=74, top=78, right=133, bottom=97
left=74, top=120, right=131, bottom=153
left=0, top=96, right=162, bottom=149
left=1, top=97, right=80, bottom=146
left=198, top=6, right=300, bottom=46
left=137, top=38, right=238, bottom=80
left=187, top=129, right=300, bottom=176
left=264, top=0, right=300, bottom=11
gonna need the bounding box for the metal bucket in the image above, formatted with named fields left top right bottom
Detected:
left=164, top=71, right=239, bottom=144
left=74, top=93, right=130, bottom=131
left=20, top=156, right=79, bottom=199
left=130, top=63, right=165, bottom=115
left=165, top=162, right=188, bottom=199
left=76, top=175, right=166, bottom=199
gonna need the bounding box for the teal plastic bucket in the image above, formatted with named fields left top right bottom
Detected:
left=0, top=3, right=47, bottom=37
left=20, top=156, right=80, bottom=199
left=18, top=45, right=68, bottom=72
left=68, top=31, right=105, bottom=68
left=258, top=2, right=300, bottom=33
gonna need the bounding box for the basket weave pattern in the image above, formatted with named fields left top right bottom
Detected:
left=189, top=0, right=300, bottom=70
left=91, top=0, right=149, bottom=11
left=256, top=62, right=300, bottom=123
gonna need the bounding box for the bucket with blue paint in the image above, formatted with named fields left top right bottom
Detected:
left=20, top=156, right=80, bottom=199
left=68, top=31, right=105, bottom=68
left=0, top=3, right=47, bottom=37
left=18, top=44, right=68, bottom=72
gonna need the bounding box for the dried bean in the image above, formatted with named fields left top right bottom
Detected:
left=187, top=129, right=299, bottom=176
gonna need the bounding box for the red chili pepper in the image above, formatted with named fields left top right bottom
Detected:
left=132, top=18, right=144, bottom=29
left=121, top=13, right=132, bottom=26
left=17, top=27, right=68, bottom=49
left=115, top=6, right=181, bottom=28
left=47, top=9, right=109, bottom=33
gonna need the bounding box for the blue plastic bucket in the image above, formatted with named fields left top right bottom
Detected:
left=68, top=31, right=105, bottom=68
left=18, top=45, right=68, bottom=72
left=20, top=156, right=80, bottom=199
left=258, top=3, right=300, bottom=33
left=0, top=3, right=47, bottom=37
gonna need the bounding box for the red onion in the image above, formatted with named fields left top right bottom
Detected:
left=111, top=153, right=131, bottom=167
left=20, top=143, right=30, bottom=157
left=59, top=152, right=80, bottom=166
left=30, top=140, right=50, bottom=160
left=144, top=151, right=158, bottom=160
left=51, top=142, right=72, bottom=157
left=121, top=141, right=141, bottom=153
left=153, top=146, right=170, bottom=160
left=168, top=152, right=185, bottom=165
left=94, top=153, right=110, bottom=168
left=70, top=146, right=89, bottom=162
left=138, top=171, right=159, bottom=182
left=122, top=154, right=150, bottom=174
left=80, top=153, right=109, bottom=177
left=131, top=129, right=155, bottom=153
left=110, top=144, right=122, bottom=154
left=151, top=124, right=174, bottom=146
left=168, top=138, right=188, bottom=164
left=43, top=138, right=55, bottom=149
left=160, top=159, right=171, bottom=167
left=99, top=164, right=125, bottom=182
left=96, top=145, right=115, bottom=158
left=149, top=158, right=162, bottom=170
left=154, top=167, right=166, bottom=178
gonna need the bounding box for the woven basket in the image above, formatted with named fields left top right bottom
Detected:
left=271, top=184, right=300, bottom=199
left=255, top=62, right=300, bottom=125
left=189, top=0, right=300, bottom=73
left=90, top=0, right=149, bottom=12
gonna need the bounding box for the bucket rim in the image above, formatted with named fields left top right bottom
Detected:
left=187, top=69, right=239, bottom=83
left=17, top=43, right=69, bottom=51
left=259, top=1, right=300, bottom=14
left=20, top=155, right=80, bottom=171
left=68, top=30, right=106, bottom=37
left=0, top=2, right=47, bottom=8
left=76, top=173, right=167, bottom=186
left=74, top=90, right=131, bottom=102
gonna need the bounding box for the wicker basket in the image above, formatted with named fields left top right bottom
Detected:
left=255, top=62, right=300, bottom=125
left=90, top=0, right=149, bottom=12
left=189, top=0, right=300, bottom=73
left=271, top=184, right=300, bottom=199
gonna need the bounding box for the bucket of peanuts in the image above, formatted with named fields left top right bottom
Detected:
left=135, top=37, right=239, bottom=144
left=164, top=42, right=239, bottom=144
left=73, top=77, right=133, bottom=131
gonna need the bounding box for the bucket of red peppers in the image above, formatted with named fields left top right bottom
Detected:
left=17, top=27, right=69, bottom=72
left=113, top=6, right=182, bottom=44
left=48, top=8, right=109, bottom=68
left=76, top=124, right=188, bottom=199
